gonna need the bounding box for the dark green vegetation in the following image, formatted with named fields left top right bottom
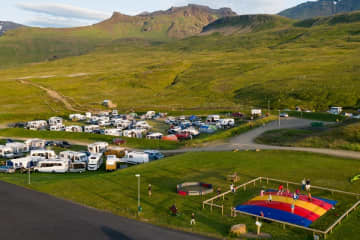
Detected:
left=256, top=121, right=360, bottom=151
left=0, top=9, right=360, bottom=122
left=279, top=0, right=360, bottom=20
left=286, top=111, right=346, bottom=122
left=1, top=151, right=359, bottom=239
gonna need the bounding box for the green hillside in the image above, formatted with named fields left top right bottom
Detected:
left=0, top=4, right=235, bottom=68
left=0, top=11, right=360, bottom=121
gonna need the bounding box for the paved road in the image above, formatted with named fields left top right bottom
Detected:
left=0, top=181, right=214, bottom=240
left=164, top=118, right=360, bottom=160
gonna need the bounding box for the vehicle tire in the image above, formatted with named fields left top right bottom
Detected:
left=52, top=170, right=56, bottom=173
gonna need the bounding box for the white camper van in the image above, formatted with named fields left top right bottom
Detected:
left=65, top=125, right=83, bottom=133
left=25, top=139, right=47, bottom=150
left=69, top=161, right=86, bottom=173
left=27, top=120, right=48, bottom=130
left=48, top=117, right=63, bottom=126
left=104, top=128, right=122, bottom=137
left=123, top=152, right=149, bottom=165
left=49, top=124, right=65, bottom=132
left=88, top=142, right=108, bottom=154
left=6, top=142, right=29, bottom=156
left=0, top=145, right=14, bottom=158
left=87, top=153, right=103, bottom=171
left=34, top=160, right=69, bottom=173
left=59, top=151, right=88, bottom=163
left=10, top=157, right=40, bottom=170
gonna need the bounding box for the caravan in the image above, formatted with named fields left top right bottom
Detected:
left=217, top=119, right=235, bottom=129
left=27, top=120, right=48, bottom=130
left=49, top=124, right=65, bottom=132
left=88, top=142, right=108, bottom=154
left=0, top=145, right=14, bottom=158
left=9, top=157, right=40, bottom=170
left=123, top=151, right=149, bottom=165
left=59, top=151, right=88, bottom=163
left=25, top=139, right=47, bottom=150
left=6, top=142, right=29, bottom=156
left=87, top=153, right=103, bottom=171
left=30, top=150, right=56, bottom=160
left=84, top=125, right=100, bottom=133
left=65, top=125, right=83, bottom=133
left=104, top=128, right=122, bottom=137
left=48, top=117, right=63, bottom=126
left=206, top=115, right=220, bottom=124
left=69, top=161, right=86, bottom=173
left=34, top=160, right=69, bottom=173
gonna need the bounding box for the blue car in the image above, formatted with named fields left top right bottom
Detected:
left=144, top=150, right=164, bottom=161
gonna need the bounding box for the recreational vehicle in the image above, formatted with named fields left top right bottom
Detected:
left=146, top=133, right=163, bottom=140
left=30, top=150, right=56, bottom=160
left=123, top=129, right=144, bottom=139
left=88, top=142, right=108, bottom=154
left=123, top=152, right=149, bottom=165
left=182, top=127, right=200, bottom=137
left=218, top=119, right=235, bottom=128
left=34, top=160, right=69, bottom=173
left=0, top=145, right=14, bottom=158
left=329, top=107, right=343, bottom=115
left=27, top=120, right=48, bottom=130
left=106, top=155, right=119, bottom=171
left=6, top=142, right=29, bottom=155
left=251, top=109, right=262, bottom=117
left=69, top=161, right=86, bottom=173
left=84, top=125, right=100, bottom=133
left=69, top=114, right=86, bottom=121
left=87, top=153, right=103, bottom=171
left=104, top=128, right=122, bottom=137
left=9, top=157, right=40, bottom=170
left=145, top=111, right=156, bottom=119
left=65, top=125, right=83, bottom=133
left=48, top=117, right=63, bottom=126
left=206, top=115, right=220, bottom=123
left=144, top=150, right=164, bottom=161
left=25, top=139, right=46, bottom=150
left=49, top=124, right=65, bottom=131
left=136, top=121, right=151, bottom=130
left=59, top=151, right=88, bottom=163
left=85, top=112, right=92, bottom=119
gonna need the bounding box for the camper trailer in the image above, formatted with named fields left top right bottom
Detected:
left=218, top=119, right=235, bottom=129
left=88, top=142, right=108, bottom=154
left=48, top=117, right=63, bottom=126
left=65, top=125, right=83, bottom=133
left=69, top=161, right=86, bottom=173
left=104, top=128, right=122, bottom=137
left=182, top=127, right=200, bottom=137
left=9, top=157, right=40, bottom=170
left=123, top=129, right=144, bottom=139
left=84, top=125, right=100, bottom=133
left=113, top=119, right=131, bottom=129
left=146, top=133, right=163, bottom=140
left=59, top=151, right=88, bottom=163
left=123, top=151, right=149, bottom=165
left=0, top=145, right=14, bottom=158
left=69, top=114, right=86, bottom=121
left=30, top=150, right=56, bottom=160
left=145, top=111, right=156, bottom=119
left=85, top=112, right=92, bottom=119
left=206, top=115, right=220, bottom=124
left=49, top=124, right=65, bottom=132
left=5, top=142, right=29, bottom=157
left=25, top=139, right=46, bottom=150
left=27, top=120, right=48, bottom=130
left=87, top=153, right=103, bottom=171
left=251, top=109, right=262, bottom=117
left=329, top=107, right=343, bottom=115
left=135, top=121, right=151, bottom=130
left=34, top=160, right=69, bottom=173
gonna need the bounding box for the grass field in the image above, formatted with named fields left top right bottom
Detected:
left=0, top=12, right=359, bottom=122
left=256, top=121, right=360, bottom=152
left=0, top=151, right=359, bottom=239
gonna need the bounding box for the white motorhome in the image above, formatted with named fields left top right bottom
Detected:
left=123, top=151, right=149, bottom=165
left=10, top=157, right=40, bottom=170
left=98, top=119, right=111, bottom=127
left=85, top=112, right=92, bottom=119
left=182, top=127, right=200, bottom=137
left=104, top=128, right=122, bottom=137
left=27, top=120, right=48, bottom=130
left=113, top=119, right=131, bottom=129
left=25, top=139, right=47, bottom=150
left=69, top=161, right=86, bottom=173
left=112, top=110, right=119, bottom=116
left=84, top=125, right=100, bottom=133
left=34, top=160, right=69, bottom=173
left=0, top=145, right=14, bottom=158
left=65, top=125, right=83, bottom=133
left=136, top=121, right=151, bottom=130
left=88, top=142, right=108, bottom=154
left=87, top=153, right=103, bottom=171
left=146, top=133, right=163, bottom=140
left=329, top=107, right=343, bottom=115
left=30, top=150, right=56, bottom=160
left=59, top=151, right=88, bottom=163
left=48, top=117, right=63, bottom=126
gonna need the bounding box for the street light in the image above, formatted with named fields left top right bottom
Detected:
left=278, top=110, right=281, bottom=128
left=135, top=174, right=141, bottom=214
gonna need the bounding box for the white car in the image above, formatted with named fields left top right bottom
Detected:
left=280, top=113, right=289, bottom=118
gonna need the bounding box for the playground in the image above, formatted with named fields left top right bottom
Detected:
left=203, top=177, right=360, bottom=239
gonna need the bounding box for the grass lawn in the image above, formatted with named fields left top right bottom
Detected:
left=256, top=121, right=360, bottom=152
left=1, top=151, right=359, bottom=239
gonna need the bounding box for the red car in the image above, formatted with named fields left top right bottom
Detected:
left=175, top=132, right=192, bottom=140
left=232, top=112, right=244, bottom=118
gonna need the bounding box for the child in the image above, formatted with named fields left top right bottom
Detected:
left=278, top=185, right=284, bottom=195
left=301, top=179, right=306, bottom=191
left=148, top=184, right=152, bottom=197
left=291, top=203, right=295, bottom=214
left=260, top=189, right=265, bottom=197
left=190, top=213, right=196, bottom=225
left=230, top=183, right=235, bottom=193
left=268, top=194, right=272, bottom=203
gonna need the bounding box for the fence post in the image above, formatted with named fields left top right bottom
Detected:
left=222, top=205, right=224, bottom=216
left=202, top=202, right=205, bottom=209
left=211, top=200, right=213, bottom=212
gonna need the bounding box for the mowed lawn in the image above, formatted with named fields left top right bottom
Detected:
left=0, top=151, right=360, bottom=239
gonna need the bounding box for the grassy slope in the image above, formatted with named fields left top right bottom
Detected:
left=0, top=151, right=359, bottom=239
left=0, top=12, right=360, bottom=121
left=256, top=121, right=360, bottom=151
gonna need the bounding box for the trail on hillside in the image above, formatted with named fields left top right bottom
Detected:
left=17, top=79, right=82, bottom=112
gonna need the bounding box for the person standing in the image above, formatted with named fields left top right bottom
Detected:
left=230, top=183, right=235, bottom=193
left=148, top=184, right=152, bottom=197
left=190, top=213, right=196, bottom=225
left=268, top=194, right=272, bottom=203
left=301, top=179, right=306, bottom=191
left=291, top=202, right=295, bottom=214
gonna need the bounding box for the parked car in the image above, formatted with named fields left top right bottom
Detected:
left=280, top=113, right=289, bottom=118
left=144, top=150, right=164, bottom=161
left=176, top=132, right=192, bottom=141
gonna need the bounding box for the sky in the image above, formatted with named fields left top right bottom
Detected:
left=1, top=0, right=311, bottom=28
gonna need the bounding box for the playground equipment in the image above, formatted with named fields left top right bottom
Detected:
left=177, top=182, right=213, bottom=196
left=350, top=174, right=360, bottom=183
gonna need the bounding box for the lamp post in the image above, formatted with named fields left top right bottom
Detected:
left=135, top=174, right=141, bottom=214
left=278, top=110, right=281, bottom=128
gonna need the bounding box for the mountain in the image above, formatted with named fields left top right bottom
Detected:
left=0, top=4, right=236, bottom=68
left=97, top=4, right=236, bottom=39
left=279, top=0, right=360, bottom=20
left=201, top=15, right=292, bottom=35
left=0, top=21, right=24, bottom=36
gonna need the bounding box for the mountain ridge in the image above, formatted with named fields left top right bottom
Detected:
left=0, top=21, right=24, bottom=36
